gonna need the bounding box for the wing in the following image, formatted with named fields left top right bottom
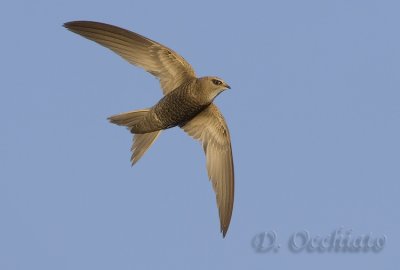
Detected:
left=64, top=21, right=196, bottom=94
left=181, top=104, right=234, bottom=237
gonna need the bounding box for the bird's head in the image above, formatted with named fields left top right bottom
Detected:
left=198, top=76, right=231, bottom=102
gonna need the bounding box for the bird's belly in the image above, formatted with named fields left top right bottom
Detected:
left=152, top=94, right=208, bottom=130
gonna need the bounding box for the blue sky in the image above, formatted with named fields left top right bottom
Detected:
left=1, top=0, right=399, bottom=269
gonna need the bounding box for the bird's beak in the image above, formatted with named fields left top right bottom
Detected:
left=225, top=83, right=231, bottom=89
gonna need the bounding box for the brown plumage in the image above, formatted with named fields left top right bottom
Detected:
left=64, top=21, right=234, bottom=237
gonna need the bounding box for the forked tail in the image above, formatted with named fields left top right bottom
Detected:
left=108, top=109, right=161, bottom=165
left=108, top=109, right=149, bottom=129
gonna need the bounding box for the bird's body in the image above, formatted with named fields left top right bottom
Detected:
left=130, top=78, right=209, bottom=133
left=64, top=21, right=234, bottom=237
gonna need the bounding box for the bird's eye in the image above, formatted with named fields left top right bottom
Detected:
left=212, top=79, right=222, bottom=85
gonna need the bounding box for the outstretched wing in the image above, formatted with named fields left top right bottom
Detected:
left=64, top=21, right=196, bottom=94
left=181, top=104, right=234, bottom=237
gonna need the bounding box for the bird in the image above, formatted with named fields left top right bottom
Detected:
left=64, top=21, right=234, bottom=237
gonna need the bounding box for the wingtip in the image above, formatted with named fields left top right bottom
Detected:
left=130, top=158, right=138, bottom=167
left=63, top=21, right=89, bottom=30
left=221, top=227, right=228, bottom=238
left=63, top=21, right=73, bottom=29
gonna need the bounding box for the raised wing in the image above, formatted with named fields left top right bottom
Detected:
left=64, top=21, right=196, bottom=94
left=181, top=104, right=234, bottom=237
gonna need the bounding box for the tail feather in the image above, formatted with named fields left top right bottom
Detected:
left=108, top=109, right=161, bottom=165
left=131, top=131, right=161, bottom=165
left=108, top=109, right=149, bottom=128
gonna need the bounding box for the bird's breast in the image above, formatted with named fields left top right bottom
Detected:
left=152, top=89, right=209, bottom=130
